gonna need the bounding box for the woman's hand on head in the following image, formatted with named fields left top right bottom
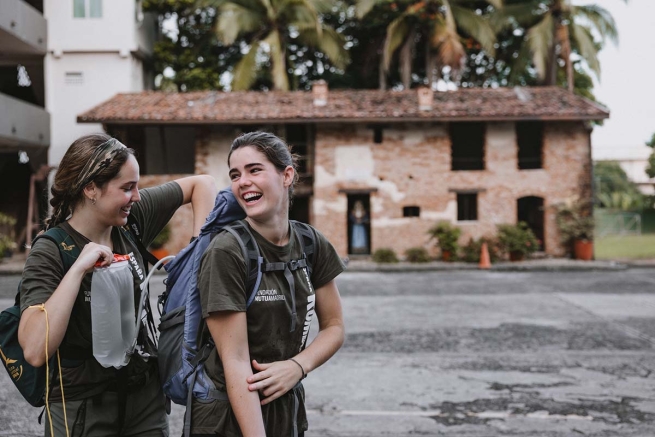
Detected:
left=72, top=242, right=113, bottom=274
left=246, top=359, right=305, bottom=405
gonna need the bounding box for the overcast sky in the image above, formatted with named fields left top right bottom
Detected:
left=586, top=0, right=655, bottom=160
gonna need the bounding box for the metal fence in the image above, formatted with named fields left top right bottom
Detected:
left=593, top=208, right=655, bottom=237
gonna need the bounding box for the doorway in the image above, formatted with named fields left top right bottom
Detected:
left=347, top=194, right=371, bottom=255
left=289, top=195, right=310, bottom=224
left=517, top=196, right=545, bottom=251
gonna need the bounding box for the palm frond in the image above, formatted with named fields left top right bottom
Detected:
left=526, top=11, right=553, bottom=80
left=571, top=21, right=600, bottom=78
left=218, top=0, right=267, bottom=15
left=264, top=29, right=290, bottom=90
left=356, top=0, right=383, bottom=18
left=437, top=33, right=466, bottom=71
left=232, top=40, right=261, bottom=90
left=308, top=0, right=337, bottom=14
left=450, top=5, right=497, bottom=56
left=508, top=39, right=534, bottom=85
left=572, top=4, right=618, bottom=45
left=494, top=0, right=544, bottom=28
left=299, top=26, right=350, bottom=69
left=383, top=14, right=411, bottom=71
left=216, top=3, right=263, bottom=44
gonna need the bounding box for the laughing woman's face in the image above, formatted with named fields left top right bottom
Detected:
left=228, top=146, right=293, bottom=224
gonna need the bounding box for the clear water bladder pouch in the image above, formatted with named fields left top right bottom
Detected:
left=91, top=255, right=135, bottom=369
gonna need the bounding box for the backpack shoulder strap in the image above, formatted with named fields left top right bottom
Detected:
left=221, top=220, right=262, bottom=309
left=36, top=227, right=81, bottom=272
left=125, top=215, right=160, bottom=269
left=16, top=228, right=81, bottom=306
left=290, top=221, right=317, bottom=277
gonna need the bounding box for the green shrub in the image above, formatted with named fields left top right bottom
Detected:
left=372, top=248, right=399, bottom=263
left=150, top=224, right=171, bottom=249
left=554, top=198, right=595, bottom=244
left=461, top=237, right=501, bottom=263
left=427, top=221, right=461, bottom=260
left=496, top=222, right=539, bottom=258
left=405, top=247, right=431, bottom=263
left=0, top=212, right=17, bottom=257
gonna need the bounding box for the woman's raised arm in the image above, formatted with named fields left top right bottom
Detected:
left=174, top=175, right=217, bottom=236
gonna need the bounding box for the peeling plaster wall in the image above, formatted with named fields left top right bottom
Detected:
left=314, top=121, right=591, bottom=258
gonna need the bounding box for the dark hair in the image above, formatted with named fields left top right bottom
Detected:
left=228, top=131, right=299, bottom=202
left=46, top=133, right=135, bottom=229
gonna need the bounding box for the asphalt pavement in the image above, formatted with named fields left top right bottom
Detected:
left=1, top=269, right=654, bottom=436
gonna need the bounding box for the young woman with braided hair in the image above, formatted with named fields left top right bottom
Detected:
left=18, top=133, right=217, bottom=436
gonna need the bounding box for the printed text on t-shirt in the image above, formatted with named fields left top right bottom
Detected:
left=254, top=289, right=286, bottom=302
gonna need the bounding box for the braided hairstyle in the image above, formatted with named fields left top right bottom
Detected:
left=46, top=134, right=135, bottom=230
left=228, top=131, right=300, bottom=206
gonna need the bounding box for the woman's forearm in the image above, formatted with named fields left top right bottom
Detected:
left=292, top=322, right=344, bottom=374
left=292, top=279, right=345, bottom=375
left=223, top=357, right=267, bottom=437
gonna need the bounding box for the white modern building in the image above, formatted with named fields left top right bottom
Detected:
left=45, top=0, right=156, bottom=165
left=594, top=145, right=655, bottom=195
left=0, top=0, right=50, bottom=247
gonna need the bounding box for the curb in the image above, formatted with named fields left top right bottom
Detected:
left=342, top=261, right=629, bottom=273
left=0, top=259, right=648, bottom=276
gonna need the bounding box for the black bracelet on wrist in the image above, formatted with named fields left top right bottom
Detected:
left=289, top=358, right=307, bottom=380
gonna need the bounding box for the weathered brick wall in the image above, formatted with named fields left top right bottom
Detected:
left=313, top=121, right=591, bottom=258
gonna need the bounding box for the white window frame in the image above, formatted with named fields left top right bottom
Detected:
left=73, top=0, right=103, bottom=18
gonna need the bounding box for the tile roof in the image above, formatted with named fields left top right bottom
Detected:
left=77, top=86, right=609, bottom=124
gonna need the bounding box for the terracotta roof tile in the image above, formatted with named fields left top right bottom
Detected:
left=77, top=87, right=609, bottom=124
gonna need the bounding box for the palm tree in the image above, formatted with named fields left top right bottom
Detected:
left=357, top=0, right=502, bottom=89
left=211, top=0, right=349, bottom=90
left=498, top=0, right=624, bottom=91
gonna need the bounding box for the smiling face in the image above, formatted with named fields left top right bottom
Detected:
left=91, top=154, right=141, bottom=227
left=228, top=145, right=294, bottom=224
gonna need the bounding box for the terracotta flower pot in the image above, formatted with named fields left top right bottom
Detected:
left=441, top=250, right=452, bottom=262
left=509, top=251, right=524, bottom=262
left=151, top=248, right=170, bottom=261
left=574, top=239, right=593, bottom=261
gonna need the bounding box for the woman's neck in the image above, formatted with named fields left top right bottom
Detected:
left=246, top=215, right=289, bottom=246
left=67, top=208, right=113, bottom=247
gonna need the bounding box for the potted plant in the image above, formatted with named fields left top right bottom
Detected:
left=0, top=212, right=17, bottom=260
left=554, top=198, right=595, bottom=260
left=149, top=224, right=171, bottom=259
left=496, top=222, right=539, bottom=261
left=427, top=221, right=461, bottom=261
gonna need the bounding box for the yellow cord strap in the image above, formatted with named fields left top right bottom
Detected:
left=29, top=304, right=69, bottom=437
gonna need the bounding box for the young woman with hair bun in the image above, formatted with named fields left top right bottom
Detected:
left=192, top=131, right=346, bottom=437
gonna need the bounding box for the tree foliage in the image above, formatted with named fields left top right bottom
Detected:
left=594, top=161, right=646, bottom=211
left=645, top=132, right=655, bottom=179
left=144, top=0, right=242, bottom=91
left=143, top=0, right=620, bottom=98
left=208, top=0, right=349, bottom=91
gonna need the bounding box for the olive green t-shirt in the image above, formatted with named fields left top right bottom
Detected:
left=193, top=221, right=345, bottom=436
left=20, top=181, right=183, bottom=401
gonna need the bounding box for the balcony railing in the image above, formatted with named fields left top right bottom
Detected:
left=0, top=0, right=47, bottom=56
left=0, top=92, right=49, bottom=148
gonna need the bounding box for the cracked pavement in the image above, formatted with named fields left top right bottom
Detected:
left=1, top=269, right=654, bottom=436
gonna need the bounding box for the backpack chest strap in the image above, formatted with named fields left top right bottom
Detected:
left=261, top=258, right=307, bottom=273
left=260, top=258, right=307, bottom=332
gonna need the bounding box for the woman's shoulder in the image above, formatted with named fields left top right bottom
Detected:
left=205, top=227, right=246, bottom=257
left=291, top=221, right=331, bottom=245
left=136, top=181, right=183, bottom=207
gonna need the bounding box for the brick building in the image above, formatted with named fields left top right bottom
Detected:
left=78, top=85, right=608, bottom=258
